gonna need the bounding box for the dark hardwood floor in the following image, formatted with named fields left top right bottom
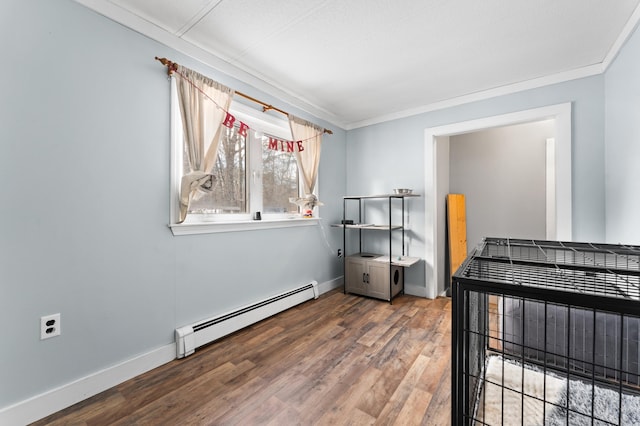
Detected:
left=32, top=290, right=452, bottom=425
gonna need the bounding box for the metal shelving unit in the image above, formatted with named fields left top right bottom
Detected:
left=334, top=193, right=420, bottom=303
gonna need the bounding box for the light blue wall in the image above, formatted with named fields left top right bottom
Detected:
left=605, top=23, right=640, bottom=244
left=348, top=76, right=606, bottom=295
left=0, top=0, right=346, bottom=409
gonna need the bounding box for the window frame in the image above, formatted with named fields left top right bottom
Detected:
left=168, top=78, right=319, bottom=236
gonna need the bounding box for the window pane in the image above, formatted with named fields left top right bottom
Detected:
left=188, top=126, right=247, bottom=214
left=262, top=135, right=299, bottom=214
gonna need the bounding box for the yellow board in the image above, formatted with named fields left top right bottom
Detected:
left=447, top=194, right=467, bottom=277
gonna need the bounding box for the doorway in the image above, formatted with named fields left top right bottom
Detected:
left=423, top=103, right=572, bottom=298
left=449, top=120, right=553, bottom=251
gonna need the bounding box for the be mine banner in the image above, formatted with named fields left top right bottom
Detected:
left=221, top=111, right=305, bottom=153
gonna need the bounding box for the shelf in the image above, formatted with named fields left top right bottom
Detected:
left=331, top=224, right=403, bottom=230
left=339, top=193, right=422, bottom=303
left=343, top=193, right=420, bottom=199
left=373, top=255, right=421, bottom=267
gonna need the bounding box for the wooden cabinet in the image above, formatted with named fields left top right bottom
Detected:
left=345, top=254, right=370, bottom=295
left=345, top=253, right=404, bottom=300
left=335, top=193, right=420, bottom=303
left=368, top=261, right=403, bottom=300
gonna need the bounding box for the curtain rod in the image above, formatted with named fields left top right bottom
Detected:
left=155, top=57, right=333, bottom=135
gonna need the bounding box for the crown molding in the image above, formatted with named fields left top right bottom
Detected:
left=73, top=0, right=348, bottom=130
left=345, top=64, right=603, bottom=130
left=601, top=2, right=640, bottom=70
left=75, top=0, right=640, bottom=132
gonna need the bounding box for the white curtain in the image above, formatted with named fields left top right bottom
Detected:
left=289, top=114, right=323, bottom=196
left=174, top=65, right=234, bottom=223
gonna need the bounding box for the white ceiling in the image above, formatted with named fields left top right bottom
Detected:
left=79, top=0, right=640, bottom=129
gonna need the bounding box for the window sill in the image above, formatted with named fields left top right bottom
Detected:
left=169, top=217, right=320, bottom=236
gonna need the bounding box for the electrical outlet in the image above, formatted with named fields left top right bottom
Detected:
left=41, top=313, right=61, bottom=340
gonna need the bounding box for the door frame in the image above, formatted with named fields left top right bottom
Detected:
left=423, top=103, right=572, bottom=298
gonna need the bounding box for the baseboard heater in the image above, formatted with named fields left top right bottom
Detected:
left=175, top=281, right=319, bottom=358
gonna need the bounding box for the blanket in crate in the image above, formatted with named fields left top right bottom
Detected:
left=474, top=355, right=640, bottom=425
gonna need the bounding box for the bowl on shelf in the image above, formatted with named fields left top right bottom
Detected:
left=393, top=188, right=412, bottom=194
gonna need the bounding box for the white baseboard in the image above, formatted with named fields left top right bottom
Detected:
left=404, top=283, right=429, bottom=298
left=0, top=344, right=176, bottom=426
left=318, top=276, right=343, bottom=294
left=1, top=278, right=343, bottom=425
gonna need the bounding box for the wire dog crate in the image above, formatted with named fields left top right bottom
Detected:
left=452, top=238, right=640, bottom=425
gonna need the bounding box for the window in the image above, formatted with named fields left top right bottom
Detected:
left=186, top=122, right=300, bottom=217
left=261, top=135, right=300, bottom=213
left=170, top=80, right=318, bottom=234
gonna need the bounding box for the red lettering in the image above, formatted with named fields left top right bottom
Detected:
left=222, top=112, right=235, bottom=128
left=268, top=137, right=279, bottom=151
left=238, top=121, right=249, bottom=137
left=265, top=138, right=306, bottom=152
